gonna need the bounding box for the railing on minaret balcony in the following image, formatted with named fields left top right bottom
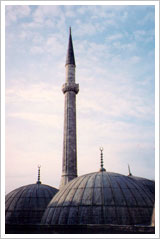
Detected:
left=62, top=83, right=79, bottom=94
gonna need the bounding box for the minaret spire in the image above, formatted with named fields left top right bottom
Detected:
left=99, top=147, right=106, bottom=172
left=37, top=165, right=41, bottom=184
left=59, top=28, right=79, bottom=188
left=66, top=27, right=75, bottom=66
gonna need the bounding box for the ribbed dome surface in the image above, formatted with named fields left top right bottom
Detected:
left=42, top=171, right=154, bottom=226
left=5, top=183, right=58, bottom=225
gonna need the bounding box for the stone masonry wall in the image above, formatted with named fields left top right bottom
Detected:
left=59, top=64, right=79, bottom=188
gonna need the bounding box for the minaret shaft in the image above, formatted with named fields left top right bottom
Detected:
left=59, top=29, right=79, bottom=188
left=62, top=91, right=77, bottom=178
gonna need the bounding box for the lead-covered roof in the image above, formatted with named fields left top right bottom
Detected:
left=5, top=183, right=58, bottom=225
left=42, top=171, right=154, bottom=225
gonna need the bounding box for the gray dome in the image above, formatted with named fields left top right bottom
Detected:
left=5, top=183, right=58, bottom=225
left=42, top=171, right=154, bottom=225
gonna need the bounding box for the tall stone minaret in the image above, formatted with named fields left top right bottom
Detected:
left=59, top=28, right=79, bottom=188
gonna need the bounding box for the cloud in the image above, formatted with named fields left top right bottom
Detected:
left=74, top=22, right=100, bottom=37
left=5, top=5, right=155, bottom=194
left=78, top=88, right=154, bottom=124
left=20, top=6, right=65, bottom=30
left=8, top=112, right=63, bottom=133
left=46, top=35, right=65, bottom=54
left=112, top=41, right=136, bottom=51
left=133, top=29, right=154, bottom=43
left=137, top=8, right=155, bottom=25
left=6, top=5, right=31, bottom=26
left=19, top=30, right=31, bottom=40
left=26, top=31, right=66, bottom=57
left=130, top=56, right=141, bottom=64
left=21, top=21, right=42, bottom=29
left=107, top=33, right=123, bottom=41
left=6, top=82, right=63, bottom=108
left=30, top=46, right=44, bottom=54
left=77, top=111, right=154, bottom=177
left=63, top=5, right=76, bottom=17
left=5, top=141, right=62, bottom=193
left=33, top=5, right=63, bottom=22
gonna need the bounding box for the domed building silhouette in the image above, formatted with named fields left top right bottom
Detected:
left=5, top=166, right=58, bottom=225
left=5, top=28, right=155, bottom=234
left=42, top=149, right=154, bottom=226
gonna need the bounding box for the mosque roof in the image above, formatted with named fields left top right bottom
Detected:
left=42, top=171, right=154, bottom=226
left=5, top=167, right=58, bottom=225
left=5, top=183, right=58, bottom=225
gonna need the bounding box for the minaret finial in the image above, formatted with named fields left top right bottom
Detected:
left=99, top=147, right=106, bottom=172
left=128, top=164, right=132, bottom=176
left=37, top=165, right=41, bottom=184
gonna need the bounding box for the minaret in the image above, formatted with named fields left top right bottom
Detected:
left=59, top=28, right=79, bottom=188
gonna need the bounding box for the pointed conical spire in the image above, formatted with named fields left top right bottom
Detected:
left=65, top=27, right=75, bottom=66
left=128, top=164, right=132, bottom=176
left=99, top=147, right=106, bottom=172
left=37, top=165, right=41, bottom=184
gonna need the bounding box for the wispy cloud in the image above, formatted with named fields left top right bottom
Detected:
left=107, top=33, right=123, bottom=41
left=5, top=5, right=155, bottom=193
left=6, top=5, right=31, bottom=26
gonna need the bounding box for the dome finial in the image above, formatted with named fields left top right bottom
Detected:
left=37, top=165, right=41, bottom=184
left=128, top=164, right=132, bottom=176
left=99, top=147, right=106, bottom=172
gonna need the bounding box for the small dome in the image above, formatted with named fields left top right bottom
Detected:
left=5, top=183, right=58, bottom=225
left=42, top=171, right=154, bottom=225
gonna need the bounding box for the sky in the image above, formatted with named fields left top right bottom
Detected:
left=5, top=3, right=155, bottom=194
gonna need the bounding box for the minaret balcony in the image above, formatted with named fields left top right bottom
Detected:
left=62, top=83, right=79, bottom=94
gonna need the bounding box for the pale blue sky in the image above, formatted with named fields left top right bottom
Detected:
left=5, top=4, right=155, bottom=194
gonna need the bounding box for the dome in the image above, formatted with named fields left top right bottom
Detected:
left=5, top=183, right=58, bottom=225
left=42, top=171, right=154, bottom=226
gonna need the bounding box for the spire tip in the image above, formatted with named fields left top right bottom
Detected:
left=128, top=164, right=132, bottom=176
